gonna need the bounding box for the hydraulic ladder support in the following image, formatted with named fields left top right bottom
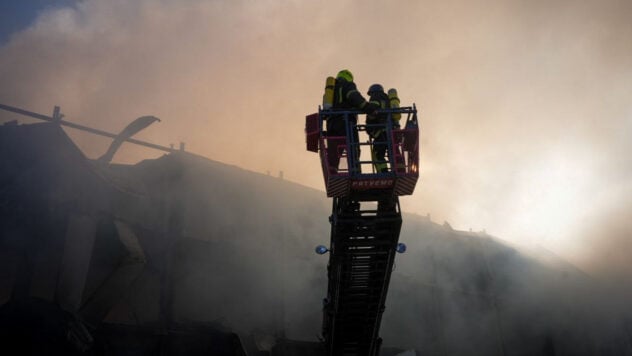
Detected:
left=322, top=197, right=402, bottom=356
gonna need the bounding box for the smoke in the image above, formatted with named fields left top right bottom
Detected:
left=573, top=183, right=632, bottom=297
left=2, top=118, right=631, bottom=354
left=84, top=150, right=630, bottom=353
left=1, top=0, right=632, bottom=285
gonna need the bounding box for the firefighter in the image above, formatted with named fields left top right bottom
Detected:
left=367, top=84, right=400, bottom=214
left=366, top=83, right=391, bottom=173
left=326, top=69, right=378, bottom=174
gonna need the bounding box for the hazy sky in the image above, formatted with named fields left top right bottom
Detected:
left=1, top=0, right=631, bottom=276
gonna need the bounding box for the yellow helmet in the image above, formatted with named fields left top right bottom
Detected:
left=336, top=69, right=354, bottom=82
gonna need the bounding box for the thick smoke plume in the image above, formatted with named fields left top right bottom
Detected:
left=1, top=0, right=631, bottom=294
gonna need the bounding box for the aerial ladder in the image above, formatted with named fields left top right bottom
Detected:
left=305, top=105, right=420, bottom=356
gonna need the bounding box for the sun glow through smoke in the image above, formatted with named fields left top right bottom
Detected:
left=503, top=151, right=595, bottom=252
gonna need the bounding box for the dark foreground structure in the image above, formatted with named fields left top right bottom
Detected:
left=0, top=122, right=250, bottom=355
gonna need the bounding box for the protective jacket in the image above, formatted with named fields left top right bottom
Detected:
left=326, top=77, right=376, bottom=175
left=366, top=91, right=390, bottom=138
left=327, top=77, right=377, bottom=143
left=332, top=78, right=375, bottom=113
